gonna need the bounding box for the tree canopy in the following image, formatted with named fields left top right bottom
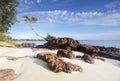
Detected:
left=23, top=16, right=38, bottom=23
left=46, top=33, right=56, bottom=41
left=0, top=0, right=18, bottom=33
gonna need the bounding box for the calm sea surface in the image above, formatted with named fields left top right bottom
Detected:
left=79, top=40, right=120, bottom=48
left=15, top=40, right=120, bottom=48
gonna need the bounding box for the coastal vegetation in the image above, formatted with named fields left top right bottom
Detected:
left=23, top=16, right=55, bottom=41
left=0, top=33, right=13, bottom=41
left=0, top=0, right=55, bottom=42
left=13, top=33, right=56, bottom=41
left=0, top=0, right=18, bottom=33
left=0, top=0, right=18, bottom=41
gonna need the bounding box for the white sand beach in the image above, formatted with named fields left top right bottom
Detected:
left=0, top=47, right=120, bottom=81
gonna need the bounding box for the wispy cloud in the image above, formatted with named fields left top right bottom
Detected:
left=18, top=10, right=103, bottom=23
left=17, top=10, right=120, bottom=26
left=105, top=1, right=120, bottom=9
left=19, top=0, right=68, bottom=4
left=37, top=0, right=42, bottom=3
left=20, top=0, right=42, bottom=4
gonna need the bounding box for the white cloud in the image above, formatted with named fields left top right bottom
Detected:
left=17, top=10, right=120, bottom=26
left=105, top=1, right=120, bottom=9
left=37, top=0, right=42, bottom=3
left=20, top=0, right=42, bottom=4
left=76, top=12, right=103, bottom=17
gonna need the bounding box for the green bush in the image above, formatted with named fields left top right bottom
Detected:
left=45, top=33, right=56, bottom=41
left=0, top=33, right=13, bottom=41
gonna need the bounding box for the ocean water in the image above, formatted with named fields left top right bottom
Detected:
left=15, top=40, right=120, bottom=48
left=79, top=40, right=120, bottom=48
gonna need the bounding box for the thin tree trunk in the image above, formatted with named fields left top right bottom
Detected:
left=30, top=27, right=48, bottom=41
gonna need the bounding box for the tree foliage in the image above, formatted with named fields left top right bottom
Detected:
left=0, top=33, right=12, bottom=41
left=23, top=16, right=47, bottom=40
left=45, top=33, right=56, bottom=41
left=23, top=16, right=56, bottom=41
left=0, top=0, right=18, bottom=33
left=23, top=16, right=38, bottom=23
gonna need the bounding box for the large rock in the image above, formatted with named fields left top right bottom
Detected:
left=77, top=44, right=120, bottom=61
left=21, top=43, right=36, bottom=47
left=77, top=44, right=98, bottom=57
left=57, top=49, right=75, bottom=59
left=44, top=38, right=79, bottom=50
left=37, top=53, right=82, bottom=73
left=49, top=61, right=82, bottom=73
left=81, top=54, right=94, bottom=64
left=37, top=53, right=60, bottom=63
left=93, top=46, right=120, bottom=61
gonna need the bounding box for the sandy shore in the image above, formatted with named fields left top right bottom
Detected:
left=0, top=47, right=120, bottom=81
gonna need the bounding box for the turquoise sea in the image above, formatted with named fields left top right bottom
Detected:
left=16, top=40, right=120, bottom=48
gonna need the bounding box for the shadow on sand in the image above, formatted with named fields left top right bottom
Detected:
left=33, top=57, right=51, bottom=71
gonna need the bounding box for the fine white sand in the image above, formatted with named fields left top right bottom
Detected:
left=0, top=47, right=120, bottom=81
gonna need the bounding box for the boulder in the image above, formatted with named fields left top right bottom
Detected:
left=37, top=53, right=82, bottom=73
left=48, top=59, right=65, bottom=73
left=49, top=61, right=81, bottom=73
left=44, top=38, right=79, bottom=50
left=77, top=44, right=99, bottom=57
left=63, top=62, right=82, bottom=73
left=37, top=53, right=60, bottom=63
left=77, top=44, right=120, bottom=61
left=57, top=49, right=75, bottom=59
left=21, top=43, right=35, bottom=47
left=93, top=46, right=120, bottom=61
left=81, top=54, right=94, bottom=64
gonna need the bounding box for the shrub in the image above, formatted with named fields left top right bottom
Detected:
left=0, top=33, right=13, bottom=41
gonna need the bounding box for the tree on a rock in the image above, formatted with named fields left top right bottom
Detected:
left=46, top=33, right=56, bottom=41
left=23, top=16, right=55, bottom=41
left=0, top=0, right=18, bottom=33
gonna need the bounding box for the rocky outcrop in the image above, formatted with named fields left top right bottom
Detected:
left=35, top=45, right=45, bottom=48
left=44, top=38, right=79, bottom=50
left=57, top=49, right=75, bottom=59
left=0, top=69, right=16, bottom=81
left=81, top=54, right=94, bottom=64
left=77, top=44, right=98, bottom=57
left=49, top=61, right=81, bottom=73
left=77, top=44, right=120, bottom=61
left=37, top=37, right=120, bottom=61
left=37, top=53, right=60, bottom=63
left=21, top=43, right=36, bottom=47
left=37, top=53, right=82, bottom=73
left=93, top=46, right=120, bottom=61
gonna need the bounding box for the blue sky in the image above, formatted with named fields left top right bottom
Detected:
left=10, top=0, right=120, bottom=40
